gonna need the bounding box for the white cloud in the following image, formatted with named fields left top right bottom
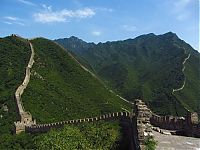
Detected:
left=122, top=25, right=137, bottom=32
left=2, top=21, right=13, bottom=25
left=34, top=6, right=95, bottom=23
left=16, top=22, right=25, bottom=26
left=42, top=4, right=52, bottom=11
left=92, top=31, right=101, bottom=36
left=3, top=16, right=25, bottom=26
left=96, top=7, right=114, bottom=12
left=17, top=0, right=36, bottom=6
left=4, top=16, right=18, bottom=21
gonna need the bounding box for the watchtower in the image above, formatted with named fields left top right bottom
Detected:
left=14, top=111, right=36, bottom=134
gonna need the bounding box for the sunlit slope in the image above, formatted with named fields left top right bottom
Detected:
left=22, top=38, right=131, bottom=123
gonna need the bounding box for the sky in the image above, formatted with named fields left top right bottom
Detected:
left=0, top=0, right=199, bottom=50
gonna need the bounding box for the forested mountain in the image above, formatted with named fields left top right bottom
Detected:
left=55, top=32, right=200, bottom=116
left=22, top=38, right=130, bottom=123
left=0, top=36, right=131, bottom=149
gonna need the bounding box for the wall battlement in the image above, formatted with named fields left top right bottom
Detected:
left=17, top=98, right=200, bottom=149
left=150, top=113, right=185, bottom=130
left=150, top=110, right=200, bottom=137
left=25, top=111, right=132, bottom=133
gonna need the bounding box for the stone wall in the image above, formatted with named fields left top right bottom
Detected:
left=185, top=112, right=200, bottom=138
left=150, top=110, right=200, bottom=138
left=133, top=99, right=153, bottom=150
left=25, top=99, right=155, bottom=150
left=14, top=41, right=36, bottom=134
left=150, top=114, right=185, bottom=130
left=25, top=111, right=140, bottom=149
left=25, top=111, right=131, bottom=133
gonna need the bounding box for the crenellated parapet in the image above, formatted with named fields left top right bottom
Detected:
left=14, top=111, right=36, bottom=134
left=25, top=111, right=131, bottom=133
left=150, top=113, right=185, bottom=130
left=150, top=108, right=200, bottom=137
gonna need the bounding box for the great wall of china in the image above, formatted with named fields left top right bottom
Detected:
left=25, top=111, right=132, bottom=133
left=172, top=53, right=191, bottom=93
left=14, top=36, right=36, bottom=134
left=13, top=35, right=200, bottom=150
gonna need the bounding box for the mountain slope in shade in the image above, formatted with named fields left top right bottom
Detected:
left=55, top=32, right=200, bottom=116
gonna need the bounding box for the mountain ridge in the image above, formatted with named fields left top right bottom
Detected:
left=55, top=32, right=198, bottom=51
left=55, top=32, right=200, bottom=116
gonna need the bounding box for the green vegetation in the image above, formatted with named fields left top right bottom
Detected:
left=56, top=32, right=200, bottom=116
left=173, top=46, right=200, bottom=113
left=0, top=35, right=35, bottom=149
left=22, top=38, right=131, bottom=123
left=0, top=121, right=120, bottom=149
left=35, top=121, right=120, bottom=149
left=0, top=36, right=131, bottom=149
left=144, top=136, right=157, bottom=150
left=0, top=36, right=30, bottom=135
left=1, top=33, right=199, bottom=149
left=0, top=132, right=36, bottom=149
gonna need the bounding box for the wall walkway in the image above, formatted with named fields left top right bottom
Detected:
left=13, top=35, right=36, bottom=134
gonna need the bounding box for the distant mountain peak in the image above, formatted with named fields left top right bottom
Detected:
left=69, top=36, right=82, bottom=41
left=146, top=33, right=156, bottom=36
left=162, top=32, right=178, bottom=38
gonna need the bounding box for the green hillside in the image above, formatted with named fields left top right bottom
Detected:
left=56, top=32, right=200, bottom=116
left=0, top=36, right=131, bottom=149
left=22, top=38, right=131, bottom=123
left=0, top=36, right=31, bottom=135
left=172, top=41, right=200, bottom=112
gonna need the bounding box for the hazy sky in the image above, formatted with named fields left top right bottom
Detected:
left=0, top=0, right=199, bottom=50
